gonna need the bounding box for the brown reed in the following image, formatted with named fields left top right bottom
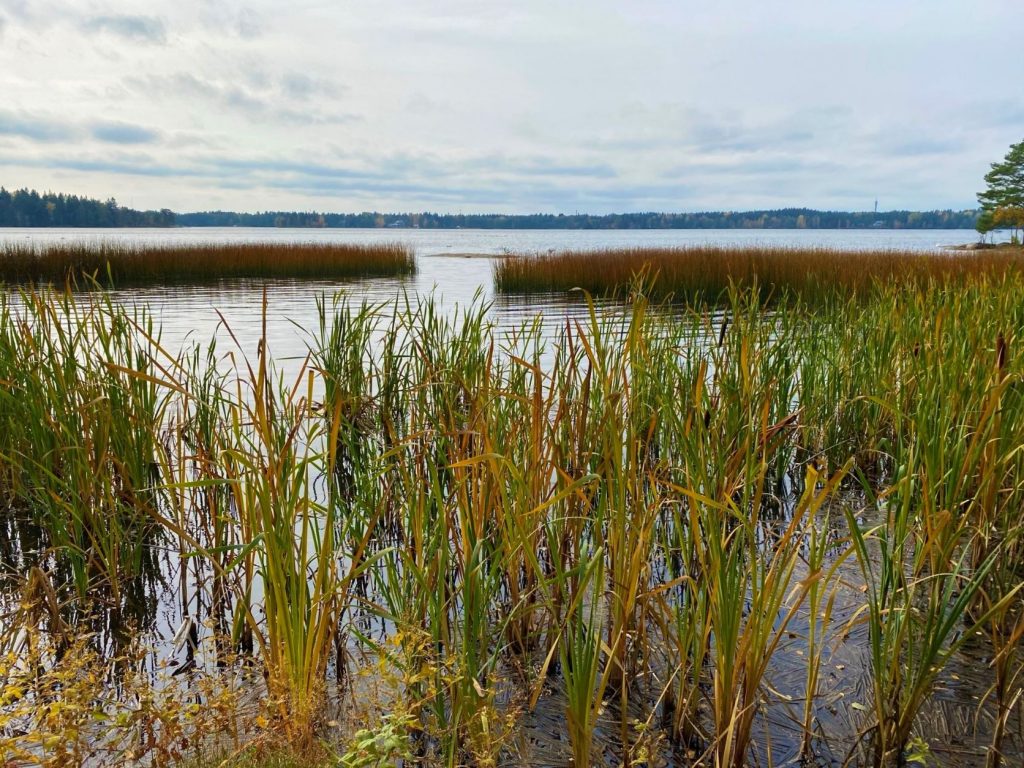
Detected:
left=0, top=240, right=416, bottom=285
left=493, top=245, right=1024, bottom=299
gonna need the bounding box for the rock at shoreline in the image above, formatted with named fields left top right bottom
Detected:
left=943, top=242, right=1018, bottom=251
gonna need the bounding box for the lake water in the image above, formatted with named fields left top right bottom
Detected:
left=0, top=227, right=985, bottom=361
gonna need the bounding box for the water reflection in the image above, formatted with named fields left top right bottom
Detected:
left=0, top=225, right=988, bottom=367
left=0, top=224, right=985, bottom=255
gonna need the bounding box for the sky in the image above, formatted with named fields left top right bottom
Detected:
left=0, top=0, right=1021, bottom=214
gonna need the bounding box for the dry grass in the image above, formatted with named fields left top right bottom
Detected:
left=493, top=245, right=1024, bottom=299
left=0, top=240, right=416, bottom=285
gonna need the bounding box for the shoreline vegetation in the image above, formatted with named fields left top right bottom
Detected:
left=0, top=241, right=416, bottom=284
left=3, top=269, right=1024, bottom=766
left=944, top=241, right=1024, bottom=251
left=493, top=244, right=1024, bottom=299
left=0, top=186, right=982, bottom=229
left=4, top=241, right=1022, bottom=292
left=175, top=206, right=979, bottom=230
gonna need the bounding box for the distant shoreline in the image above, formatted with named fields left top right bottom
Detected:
left=0, top=188, right=981, bottom=230
left=942, top=242, right=1023, bottom=252
left=173, top=208, right=980, bottom=231
left=0, top=220, right=985, bottom=230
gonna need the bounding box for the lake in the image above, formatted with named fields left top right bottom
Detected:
left=0, top=227, right=986, bottom=358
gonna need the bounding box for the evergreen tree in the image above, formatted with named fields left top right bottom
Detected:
left=978, top=139, right=1024, bottom=243
left=0, top=188, right=175, bottom=227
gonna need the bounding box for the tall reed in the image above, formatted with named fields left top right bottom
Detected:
left=7, top=272, right=1024, bottom=766
left=0, top=286, right=165, bottom=607
left=494, top=245, right=1024, bottom=300
left=0, top=240, right=416, bottom=285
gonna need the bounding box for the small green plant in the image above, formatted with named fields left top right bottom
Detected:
left=340, top=712, right=417, bottom=768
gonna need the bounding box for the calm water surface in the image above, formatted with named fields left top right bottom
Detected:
left=0, top=227, right=984, bottom=359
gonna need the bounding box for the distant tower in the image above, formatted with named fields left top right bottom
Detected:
left=874, top=199, right=878, bottom=214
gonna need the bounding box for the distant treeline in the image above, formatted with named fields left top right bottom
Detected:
left=0, top=188, right=174, bottom=227
left=0, top=187, right=980, bottom=229
left=175, top=208, right=980, bottom=230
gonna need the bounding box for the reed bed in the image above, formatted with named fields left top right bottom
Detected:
left=3, top=275, right=1024, bottom=766
left=493, top=244, right=1024, bottom=299
left=0, top=240, right=416, bottom=285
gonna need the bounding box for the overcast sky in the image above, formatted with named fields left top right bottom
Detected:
left=0, top=0, right=1021, bottom=214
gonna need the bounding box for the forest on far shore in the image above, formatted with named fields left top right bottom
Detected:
left=0, top=188, right=175, bottom=227
left=0, top=187, right=979, bottom=230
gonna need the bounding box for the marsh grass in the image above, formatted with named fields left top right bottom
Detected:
left=494, top=245, right=1024, bottom=300
left=5, top=273, right=1024, bottom=766
left=0, top=286, right=166, bottom=604
left=801, top=506, right=851, bottom=759
left=0, top=240, right=416, bottom=285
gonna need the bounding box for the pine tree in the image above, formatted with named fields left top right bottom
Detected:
left=978, top=139, right=1024, bottom=243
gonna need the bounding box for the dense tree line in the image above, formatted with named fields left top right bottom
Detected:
left=176, top=207, right=979, bottom=229
left=0, top=188, right=174, bottom=227
left=0, top=187, right=980, bottom=229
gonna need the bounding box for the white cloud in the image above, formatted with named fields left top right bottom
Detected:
left=0, top=0, right=1020, bottom=213
left=81, top=14, right=166, bottom=44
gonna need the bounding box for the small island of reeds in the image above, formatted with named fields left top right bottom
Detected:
left=494, top=244, right=1024, bottom=299
left=0, top=240, right=416, bottom=285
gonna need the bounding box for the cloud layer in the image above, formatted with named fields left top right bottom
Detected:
left=0, top=0, right=1020, bottom=213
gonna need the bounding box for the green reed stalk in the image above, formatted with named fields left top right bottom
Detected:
left=800, top=496, right=852, bottom=759
left=0, top=286, right=166, bottom=607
